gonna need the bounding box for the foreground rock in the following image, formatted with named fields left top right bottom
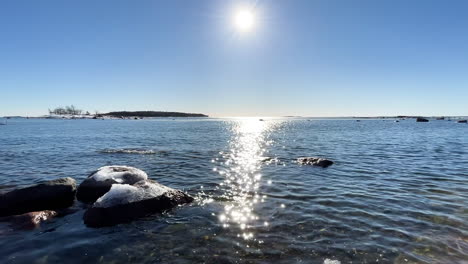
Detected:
left=416, top=117, right=429, bottom=122
left=0, top=178, right=76, bottom=217
left=84, top=180, right=193, bottom=227
left=77, top=166, right=148, bottom=203
left=297, top=157, right=334, bottom=168
left=0, top=210, right=58, bottom=229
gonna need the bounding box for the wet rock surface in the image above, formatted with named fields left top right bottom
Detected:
left=83, top=180, right=193, bottom=227
left=297, top=157, right=334, bottom=168
left=77, top=166, right=148, bottom=203
left=0, top=177, right=76, bottom=217
left=0, top=210, right=58, bottom=229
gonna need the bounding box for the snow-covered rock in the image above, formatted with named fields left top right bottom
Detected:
left=297, top=157, right=334, bottom=168
left=0, top=178, right=76, bottom=217
left=77, top=166, right=148, bottom=203
left=83, top=180, right=193, bottom=227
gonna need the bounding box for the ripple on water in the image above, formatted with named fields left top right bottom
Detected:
left=0, top=118, right=467, bottom=263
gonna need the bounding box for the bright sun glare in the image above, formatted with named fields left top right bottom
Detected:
left=234, top=9, right=255, bottom=32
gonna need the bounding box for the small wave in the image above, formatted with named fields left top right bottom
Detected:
left=99, top=148, right=158, bottom=155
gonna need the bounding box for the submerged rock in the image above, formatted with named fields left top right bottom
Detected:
left=83, top=180, right=193, bottom=227
left=0, top=178, right=76, bottom=217
left=260, top=157, right=279, bottom=163
left=416, top=117, right=429, bottom=122
left=0, top=210, right=58, bottom=229
left=323, top=259, right=341, bottom=264
left=457, top=120, right=467, bottom=123
left=297, top=157, right=334, bottom=168
left=99, top=149, right=157, bottom=155
left=77, top=166, right=148, bottom=203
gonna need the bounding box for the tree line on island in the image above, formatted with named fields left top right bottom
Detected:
left=48, top=106, right=207, bottom=118
left=48, top=105, right=90, bottom=116
left=105, top=111, right=207, bottom=118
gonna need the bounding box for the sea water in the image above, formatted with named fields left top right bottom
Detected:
left=0, top=118, right=467, bottom=263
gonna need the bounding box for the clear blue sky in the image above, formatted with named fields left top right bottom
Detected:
left=1, top=0, right=467, bottom=117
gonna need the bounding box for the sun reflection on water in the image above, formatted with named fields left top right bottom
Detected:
left=215, top=118, right=276, bottom=241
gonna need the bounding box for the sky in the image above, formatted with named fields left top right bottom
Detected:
left=0, top=0, right=467, bottom=117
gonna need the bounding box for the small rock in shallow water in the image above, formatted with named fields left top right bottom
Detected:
left=416, top=117, right=429, bottom=122
left=297, top=157, right=334, bottom=168
left=0, top=210, right=58, bottom=229
left=77, top=165, right=148, bottom=203
left=0, top=178, right=76, bottom=217
left=83, top=180, right=193, bottom=227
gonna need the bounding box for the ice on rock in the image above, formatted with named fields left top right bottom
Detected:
left=90, top=166, right=147, bottom=183
left=83, top=179, right=193, bottom=227
left=94, top=181, right=170, bottom=208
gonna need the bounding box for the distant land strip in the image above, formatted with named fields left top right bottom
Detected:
left=103, top=111, right=208, bottom=118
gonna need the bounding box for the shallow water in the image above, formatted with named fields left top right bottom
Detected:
left=0, top=118, right=467, bottom=263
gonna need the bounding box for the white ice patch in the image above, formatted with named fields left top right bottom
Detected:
left=94, top=181, right=171, bottom=208
left=90, top=166, right=148, bottom=183
left=324, top=259, right=341, bottom=264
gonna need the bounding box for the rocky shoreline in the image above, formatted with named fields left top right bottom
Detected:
left=0, top=166, right=193, bottom=229
left=0, top=157, right=333, bottom=230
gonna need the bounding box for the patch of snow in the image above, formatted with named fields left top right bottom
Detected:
left=90, top=166, right=147, bottom=183
left=94, top=181, right=171, bottom=208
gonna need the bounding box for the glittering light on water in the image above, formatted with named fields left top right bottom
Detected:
left=216, top=118, right=277, bottom=240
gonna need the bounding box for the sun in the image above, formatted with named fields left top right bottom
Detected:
left=234, top=9, right=255, bottom=32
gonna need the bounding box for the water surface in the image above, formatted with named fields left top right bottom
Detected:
left=0, top=118, right=467, bottom=263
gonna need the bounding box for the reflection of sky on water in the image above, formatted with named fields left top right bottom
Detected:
left=214, top=118, right=276, bottom=241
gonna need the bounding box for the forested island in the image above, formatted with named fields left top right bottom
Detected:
left=103, top=111, right=208, bottom=118
left=40, top=106, right=208, bottom=119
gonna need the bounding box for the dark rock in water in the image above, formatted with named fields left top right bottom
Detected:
left=297, top=157, right=334, bottom=168
left=83, top=180, right=193, bottom=227
left=0, top=178, right=76, bottom=217
left=0, top=210, right=58, bottom=229
left=457, top=120, right=467, bottom=123
left=416, top=117, right=429, bottom=122
left=77, top=166, right=148, bottom=204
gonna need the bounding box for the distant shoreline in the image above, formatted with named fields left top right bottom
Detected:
left=2, top=114, right=467, bottom=120
left=104, top=111, right=207, bottom=118
left=2, top=111, right=208, bottom=119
